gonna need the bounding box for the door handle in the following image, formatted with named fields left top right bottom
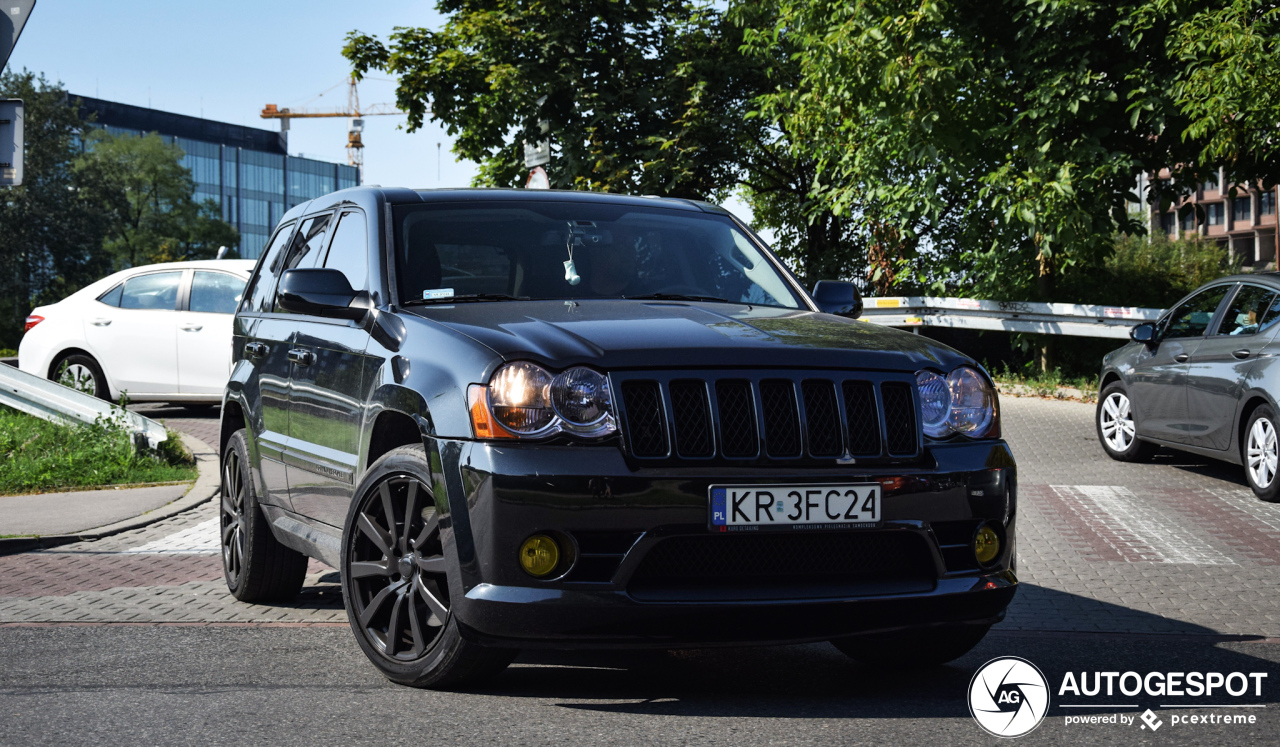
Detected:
left=1232, top=348, right=1252, bottom=360
left=1174, top=353, right=1190, bottom=363
left=90, top=318, right=112, bottom=327
left=287, top=348, right=315, bottom=366
left=180, top=323, right=203, bottom=332
left=243, top=342, right=268, bottom=358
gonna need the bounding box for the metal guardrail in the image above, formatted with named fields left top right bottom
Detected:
left=0, top=364, right=168, bottom=449
left=860, top=297, right=1162, bottom=339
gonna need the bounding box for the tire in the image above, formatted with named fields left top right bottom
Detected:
left=220, top=429, right=307, bottom=601
left=342, top=444, right=517, bottom=689
left=1096, top=382, right=1158, bottom=462
left=1243, top=405, right=1280, bottom=502
left=831, top=624, right=991, bottom=667
left=50, top=353, right=108, bottom=400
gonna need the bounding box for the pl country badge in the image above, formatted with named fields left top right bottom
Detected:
left=968, top=656, right=1050, bottom=738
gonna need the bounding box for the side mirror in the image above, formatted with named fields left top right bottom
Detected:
left=277, top=268, right=369, bottom=321
left=1130, top=322, right=1156, bottom=344
left=812, top=280, right=863, bottom=318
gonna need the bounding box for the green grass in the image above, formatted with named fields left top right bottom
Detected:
left=990, top=363, right=1097, bottom=401
left=0, top=407, right=197, bottom=495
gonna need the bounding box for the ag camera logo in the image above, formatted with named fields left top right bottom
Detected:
left=969, top=656, right=1050, bottom=738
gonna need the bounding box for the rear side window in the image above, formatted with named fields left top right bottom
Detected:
left=97, top=284, right=124, bottom=307
left=120, top=272, right=182, bottom=311
left=190, top=271, right=247, bottom=314
left=323, top=210, right=368, bottom=292
left=1218, top=285, right=1279, bottom=336
left=241, top=222, right=295, bottom=313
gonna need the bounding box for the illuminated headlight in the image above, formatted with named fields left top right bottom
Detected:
left=479, top=362, right=616, bottom=439
left=916, top=366, right=998, bottom=439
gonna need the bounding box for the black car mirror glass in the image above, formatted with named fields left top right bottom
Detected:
left=812, top=280, right=863, bottom=318
left=277, top=268, right=366, bottom=321
left=1130, top=322, right=1156, bottom=344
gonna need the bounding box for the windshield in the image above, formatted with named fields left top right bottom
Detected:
left=392, top=201, right=804, bottom=308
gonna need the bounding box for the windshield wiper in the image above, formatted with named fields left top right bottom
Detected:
left=402, top=293, right=529, bottom=306
left=622, top=293, right=734, bottom=304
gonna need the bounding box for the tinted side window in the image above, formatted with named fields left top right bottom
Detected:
left=120, top=272, right=182, bottom=311
left=190, top=271, right=248, bottom=314
left=1217, top=285, right=1278, bottom=336
left=323, top=211, right=368, bottom=292
left=1161, top=286, right=1231, bottom=340
left=242, top=223, right=296, bottom=313
left=275, top=214, right=333, bottom=313
left=97, top=284, right=123, bottom=307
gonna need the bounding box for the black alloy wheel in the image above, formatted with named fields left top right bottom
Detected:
left=342, top=444, right=516, bottom=688
left=220, top=429, right=307, bottom=601
left=221, top=447, right=247, bottom=588
left=347, top=474, right=451, bottom=659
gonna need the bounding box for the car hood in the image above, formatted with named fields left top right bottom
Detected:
left=404, top=300, right=971, bottom=373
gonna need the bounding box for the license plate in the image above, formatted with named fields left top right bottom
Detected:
left=709, top=484, right=881, bottom=531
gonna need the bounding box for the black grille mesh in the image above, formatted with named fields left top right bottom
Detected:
left=715, top=380, right=758, bottom=457
left=801, top=379, right=842, bottom=457
left=842, top=381, right=881, bottom=455
left=630, top=532, right=934, bottom=584
left=620, top=381, right=668, bottom=457
left=669, top=380, right=714, bottom=458
left=759, top=380, right=801, bottom=458
left=881, top=382, right=917, bottom=455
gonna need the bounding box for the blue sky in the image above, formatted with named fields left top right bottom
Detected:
left=5, top=0, right=753, bottom=220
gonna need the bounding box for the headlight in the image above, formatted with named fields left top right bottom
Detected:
left=474, top=362, right=617, bottom=439
left=916, top=370, right=951, bottom=438
left=488, top=361, right=555, bottom=434
left=915, top=366, right=998, bottom=439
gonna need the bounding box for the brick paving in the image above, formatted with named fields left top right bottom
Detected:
left=3, top=397, right=1280, bottom=638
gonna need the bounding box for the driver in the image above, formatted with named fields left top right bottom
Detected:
left=587, top=227, right=639, bottom=297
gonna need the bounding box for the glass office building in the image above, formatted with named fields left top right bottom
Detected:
left=75, top=95, right=359, bottom=259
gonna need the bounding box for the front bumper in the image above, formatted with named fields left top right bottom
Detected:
left=436, top=437, right=1018, bottom=649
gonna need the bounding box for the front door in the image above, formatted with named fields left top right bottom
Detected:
left=283, top=209, right=372, bottom=528
left=1129, top=285, right=1233, bottom=444
left=177, top=270, right=248, bottom=395
left=1186, top=284, right=1280, bottom=450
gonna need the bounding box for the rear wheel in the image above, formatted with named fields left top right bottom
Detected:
left=342, top=444, right=517, bottom=689
left=831, top=624, right=990, bottom=667
left=1096, top=382, right=1158, bottom=462
left=1244, top=405, right=1280, bottom=502
left=221, top=429, right=307, bottom=601
left=51, top=353, right=107, bottom=400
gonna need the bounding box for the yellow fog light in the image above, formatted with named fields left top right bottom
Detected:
left=974, top=525, right=1001, bottom=566
left=519, top=534, right=560, bottom=578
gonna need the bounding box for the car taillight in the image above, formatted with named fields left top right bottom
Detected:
left=24, top=315, right=44, bottom=332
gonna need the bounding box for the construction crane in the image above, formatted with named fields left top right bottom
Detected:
left=261, top=75, right=404, bottom=173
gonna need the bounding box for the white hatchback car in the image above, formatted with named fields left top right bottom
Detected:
left=19, top=259, right=257, bottom=404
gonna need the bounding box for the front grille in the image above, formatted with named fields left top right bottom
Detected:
left=629, top=531, right=935, bottom=587
left=617, top=372, right=920, bottom=463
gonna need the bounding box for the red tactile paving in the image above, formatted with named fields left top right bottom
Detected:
left=0, top=553, right=223, bottom=598
left=1155, top=487, right=1280, bottom=566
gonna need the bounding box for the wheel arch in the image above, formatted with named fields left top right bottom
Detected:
left=1237, top=391, right=1277, bottom=458
left=47, top=346, right=119, bottom=400
left=1099, top=370, right=1123, bottom=392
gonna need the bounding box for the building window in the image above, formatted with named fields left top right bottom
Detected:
left=1161, top=212, right=1176, bottom=235
left=1233, top=196, right=1252, bottom=223
left=1180, top=208, right=1197, bottom=232
left=240, top=198, right=270, bottom=228
left=1202, top=173, right=1219, bottom=193
left=1208, top=203, right=1224, bottom=226
left=1262, top=191, right=1276, bottom=216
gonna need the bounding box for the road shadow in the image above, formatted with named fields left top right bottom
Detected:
left=1147, top=448, right=1249, bottom=487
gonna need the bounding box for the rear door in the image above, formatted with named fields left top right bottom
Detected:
left=284, top=208, right=372, bottom=527
left=177, top=270, right=248, bottom=395
left=1186, top=284, right=1280, bottom=450
left=1129, top=285, right=1232, bottom=444
left=85, top=270, right=182, bottom=396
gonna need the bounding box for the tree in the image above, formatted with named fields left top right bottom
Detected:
left=0, top=70, right=113, bottom=348
left=75, top=131, right=238, bottom=268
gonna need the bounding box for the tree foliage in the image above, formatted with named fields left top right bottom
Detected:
left=75, top=131, right=238, bottom=268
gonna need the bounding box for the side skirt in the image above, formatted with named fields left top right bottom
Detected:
left=259, top=503, right=343, bottom=568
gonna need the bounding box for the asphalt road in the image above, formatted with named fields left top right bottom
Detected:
left=3, top=398, right=1279, bottom=745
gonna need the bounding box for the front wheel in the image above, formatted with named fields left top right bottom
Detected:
left=831, top=624, right=991, bottom=667
left=1244, top=405, right=1280, bottom=502
left=1096, top=383, right=1158, bottom=462
left=342, top=444, right=517, bottom=689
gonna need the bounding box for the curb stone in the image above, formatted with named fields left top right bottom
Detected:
left=996, top=382, right=1096, bottom=403
left=0, top=432, right=218, bottom=557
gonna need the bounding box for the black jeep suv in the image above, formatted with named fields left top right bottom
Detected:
left=219, top=186, right=1017, bottom=687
